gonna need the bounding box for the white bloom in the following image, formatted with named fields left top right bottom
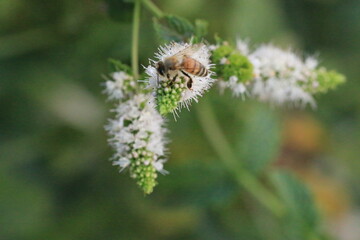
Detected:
left=220, top=57, right=228, bottom=65
left=104, top=71, right=137, bottom=100
left=105, top=93, right=168, bottom=175
left=208, top=44, right=218, bottom=51
left=305, top=56, right=318, bottom=69
left=248, top=44, right=317, bottom=107
left=133, top=138, right=147, bottom=149
left=152, top=159, right=169, bottom=175
left=236, top=38, right=250, bottom=55
left=217, top=75, right=248, bottom=98
left=113, top=157, right=131, bottom=172
left=232, top=83, right=247, bottom=97
left=145, top=42, right=214, bottom=113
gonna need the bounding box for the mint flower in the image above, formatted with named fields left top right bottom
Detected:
left=248, top=45, right=319, bottom=107
left=145, top=42, right=214, bottom=115
left=104, top=70, right=168, bottom=194
left=104, top=70, right=137, bottom=100
left=210, top=38, right=345, bottom=107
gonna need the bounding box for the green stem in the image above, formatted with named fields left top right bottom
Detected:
left=195, top=100, right=285, bottom=217
left=141, top=0, right=164, bottom=18
left=132, top=0, right=141, bottom=80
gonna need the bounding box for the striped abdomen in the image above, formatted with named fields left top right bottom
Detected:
left=182, top=56, right=208, bottom=77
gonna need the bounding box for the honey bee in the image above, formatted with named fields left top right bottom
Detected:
left=155, top=44, right=209, bottom=89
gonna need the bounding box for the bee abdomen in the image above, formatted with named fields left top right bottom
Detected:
left=192, top=61, right=208, bottom=76
left=183, top=58, right=208, bottom=77
left=197, top=65, right=208, bottom=77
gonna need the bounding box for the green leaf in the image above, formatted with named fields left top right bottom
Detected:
left=165, top=15, right=194, bottom=36
left=153, top=14, right=195, bottom=42
left=108, top=58, right=132, bottom=74
left=194, top=19, right=208, bottom=40
left=153, top=18, right=182, bottom=42
left=237, top=104, right=281, bottom=174
left=271, top=170, right=324, bottom=240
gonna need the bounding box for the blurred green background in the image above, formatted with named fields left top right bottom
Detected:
left=1, top=0, right=359, bottom=239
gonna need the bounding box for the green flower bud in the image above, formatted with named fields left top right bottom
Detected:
left=156, top=77, right=187, bottom=115
left=211, top=43, right=254, bottom=84
left=309, top=68, right=346, bottom=94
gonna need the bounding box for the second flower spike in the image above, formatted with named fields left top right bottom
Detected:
left=145, top=42, right=214, bottom=116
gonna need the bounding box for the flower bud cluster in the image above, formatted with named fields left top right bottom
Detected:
left=210, top=41, right=254, bottom=97
left=307, top=68, right=346, bottom=94
left=155, top=76, right=187, bottom=115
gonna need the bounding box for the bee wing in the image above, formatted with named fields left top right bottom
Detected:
left=172, top=43, right=204, bottom=58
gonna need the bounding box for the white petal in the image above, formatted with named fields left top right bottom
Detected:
left=113, top=157, right=131, bottom=172
left=153, top=160, right=169, bottom=175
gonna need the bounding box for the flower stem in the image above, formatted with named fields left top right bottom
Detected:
left=141, top=0, right=164, bottom=18
left=132, top=0, right=141, bottom=80
left=195, top=100, right=285, bottom=217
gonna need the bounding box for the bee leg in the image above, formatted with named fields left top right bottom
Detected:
left=167, top=74, right=178, bottom=87
left=171, top=74, right=178, bottom=86
left=166, top=74, right=178, bottom=87
left=187, top=78, right=193, bottom=89
left=180, top=70, right=193, bottom=90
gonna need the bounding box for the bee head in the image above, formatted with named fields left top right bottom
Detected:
left=156, top=61, right=166, bottom=76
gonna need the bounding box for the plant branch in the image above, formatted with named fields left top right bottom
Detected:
left=132, top=0, right=141, bottom=80
left=141, top=0, right=164, bottom=18
left=137, top=0, right=285, bottom=218
left=195, top=100, right=285, bottom=217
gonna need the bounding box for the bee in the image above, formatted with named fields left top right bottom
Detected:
left=155, top=44, right=209, bottom=89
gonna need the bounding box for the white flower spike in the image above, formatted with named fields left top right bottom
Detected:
left=249, top=44, right=317, bottom=108
left=104, top=70, right=168, bottom=194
